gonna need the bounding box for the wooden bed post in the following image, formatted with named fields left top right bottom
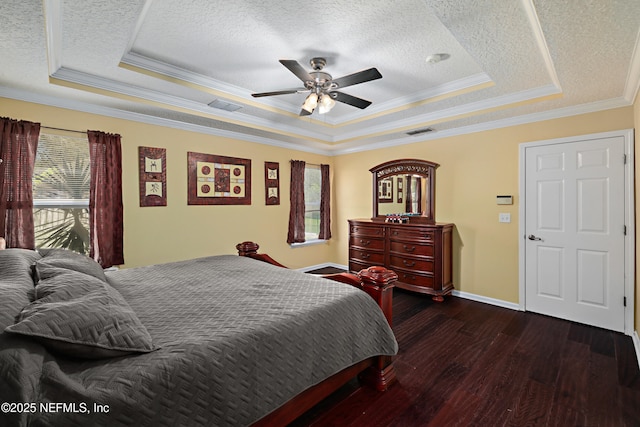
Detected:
left=357, top=266, right=397, bottom=328
left=236, top=241, right=260, bottom=256
left=236, top=241, right=288, bottom=268
left=356, top=266, right=397, bottom=391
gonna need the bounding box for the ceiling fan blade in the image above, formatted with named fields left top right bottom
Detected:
left=252, top=88, right=305, bottom=98
left=280, top=59, right=313, bottom=83
left=332, top=91, right=372, bottom=109
left=332, top=68, right=382, bottom=89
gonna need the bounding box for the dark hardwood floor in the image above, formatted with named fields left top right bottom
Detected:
left=290, top=290, right=640, bottom=426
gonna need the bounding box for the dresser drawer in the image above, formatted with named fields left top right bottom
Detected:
left=389, top=241, right=433, bottom=257
left=349, top=260, right=376, bottom=273
left=389, top=255, right=434, bottom=273
left=350, top=224, right=385, bottom=238
left=349, top=249, right=385, bottom=265
left=389, top=227, right=434, bottom=242
left=349, top=236, right=384, bottom=251
left=394, top=269, right=434, bottom=289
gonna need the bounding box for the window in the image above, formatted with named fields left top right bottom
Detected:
left=32, top=133, right=91, bottom=254
left=304, top=164, right=321, bottom=240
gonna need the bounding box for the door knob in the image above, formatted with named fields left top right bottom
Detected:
left=528, top=234, right=542, bottom=241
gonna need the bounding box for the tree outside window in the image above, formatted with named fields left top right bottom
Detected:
left=32, top=134, right=90, bottom=254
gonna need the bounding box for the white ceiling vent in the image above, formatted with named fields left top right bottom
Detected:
left=208, top=99, right=242, bottom=112
left=406, top=127, right=434, bottom=136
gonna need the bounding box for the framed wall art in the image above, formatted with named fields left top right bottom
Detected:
left=378, top=178, right=393, bottom=203
left=264, top=161, right=280, bottom=205
left=138, top=146, right=167, bottom=207
left=187, top=152, right=251, bottom=205
left=397, top=177, right=403, bottom=203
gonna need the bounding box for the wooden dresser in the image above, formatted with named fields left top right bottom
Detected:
left=348, top=219, right=454, bottom=301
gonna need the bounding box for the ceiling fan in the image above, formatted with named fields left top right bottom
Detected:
left=251, top=57, right=382, bottom=116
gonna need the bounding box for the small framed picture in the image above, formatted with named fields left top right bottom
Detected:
left=187, top=152, right=251, bottom=205
left=138, top=146, right=167, bottom=207
left=264, top=161, right=280, bottom=205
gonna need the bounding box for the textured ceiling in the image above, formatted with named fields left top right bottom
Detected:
left=1, top=0, right=639, bottom=155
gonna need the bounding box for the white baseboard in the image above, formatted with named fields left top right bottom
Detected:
left=451, top=289, right=522, bottom=311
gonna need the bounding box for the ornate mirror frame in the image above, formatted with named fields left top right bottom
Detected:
left=370, top=159, right=439, bottom=223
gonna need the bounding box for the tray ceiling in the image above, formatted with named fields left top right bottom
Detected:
left=1, top=0, right=639, bottom=154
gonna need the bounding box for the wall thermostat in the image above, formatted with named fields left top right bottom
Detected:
left=496, top=195, right=513, bottom=205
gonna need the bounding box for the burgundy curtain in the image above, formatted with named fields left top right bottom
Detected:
left=319, top=164, right=331, bottom=240
left=0, top=117, right=40, bottom=249
left=287, top=160, right=306, bottom=244
left=88, top=130, right=124, bottom=267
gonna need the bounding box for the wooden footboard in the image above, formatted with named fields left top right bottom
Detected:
left=236, top=241, right=397, bottom=425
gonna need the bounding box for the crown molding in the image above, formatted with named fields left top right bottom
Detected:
left=330, top=96, right=631, bottom=155
left=334, top=84, right=561, bottom=142
left=0, top=86, right=332, bottom=155
left=624, top=23, right=640, bottom=103
left=50, top=66, right=561, bottom=147
left=523, top=0, right=562, bottom=90
left=50, top=67, right=334, bottom=143
left=43, top=0, right=62, bottom=75
left=1, top=84, right=630, bottom=158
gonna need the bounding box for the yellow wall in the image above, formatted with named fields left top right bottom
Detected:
left=1, top=97, right=636, bottom=312
left=333, top=107, right=635, bottom=304
left=0, top=97, right=334, bottom=269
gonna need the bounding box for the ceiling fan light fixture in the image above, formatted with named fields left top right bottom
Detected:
left=253, top=57, right=382, bottom=116
left=302, top=93, right=318, bottom=113
left=318, top=93, right=336, bottom=114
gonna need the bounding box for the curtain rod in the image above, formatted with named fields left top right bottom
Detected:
left=41, top=125, right=87, bottom=135
left=290, top=160, right=323, bottom=167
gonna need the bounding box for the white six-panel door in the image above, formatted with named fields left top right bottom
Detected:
left=521, top=132, right=632, bottom=333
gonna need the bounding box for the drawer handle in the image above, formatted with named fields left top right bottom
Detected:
left=402, top=273, right=417, bottom=281
left=403, top=245, right=416, bottom=253
left=402, top=260, right=416, bottom=267
left=392, top=231, right=399, bottom=236
left=360, top=252, right=370, bottom=260
left=359, top=239, right=371, bottom=246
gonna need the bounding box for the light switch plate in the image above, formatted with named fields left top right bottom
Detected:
left=499, top=213, right=511, bottom=223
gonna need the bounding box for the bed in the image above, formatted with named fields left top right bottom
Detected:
left=0, top=242, right=398, bottom=426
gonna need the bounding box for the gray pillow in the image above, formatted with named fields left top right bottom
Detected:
left=35, top=248, right=107, bottom=283
left=0, top=249, right=42, bottom=329
left=5, top=270, right=157, bottom=359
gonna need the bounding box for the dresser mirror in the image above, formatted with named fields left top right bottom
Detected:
left=370, top=159, right=438, bottom=223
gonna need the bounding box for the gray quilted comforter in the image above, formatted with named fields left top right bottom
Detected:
left=0, top=252, right=397, bottom=427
